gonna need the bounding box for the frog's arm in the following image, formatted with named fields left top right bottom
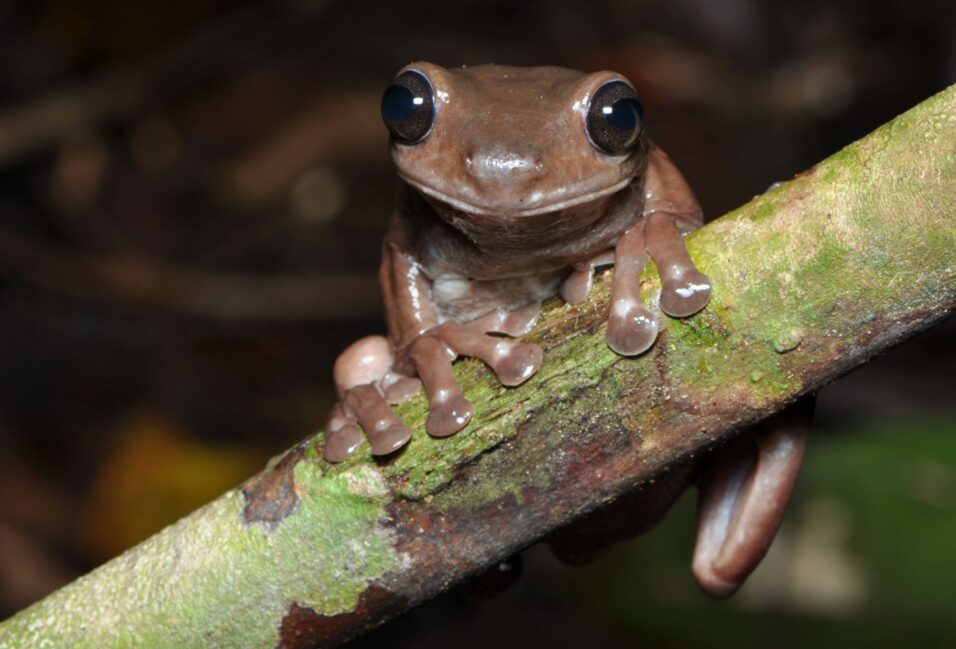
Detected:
left=333, top=226, right=542, bottom=448
left=380, top=235, right=439, bottom=351
left=641, top=144, right=713, bottom=317
left=599, top=144, right=713, bottom=355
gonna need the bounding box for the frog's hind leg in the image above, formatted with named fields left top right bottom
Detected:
left=645, top=212, right=712, bottom=317
left=692, top=398, right=813, bottom=597
left=323, top=335, right=412, bottom=462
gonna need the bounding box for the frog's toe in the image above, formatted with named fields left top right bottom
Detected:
left=323, top=404, right=364, bottom=463
left=426, top=393, right=473, bottom=437
left=368, top=422, right=412, bottom=456
left=660, top=270, right=712, bottom=318
left=559, top=268, right=593, bottom=304
left=490, top=302, right=541, bottom=336
left=606, top=298, right=659, bottom=356
left=382, top=373, right=422, bottom=404
left=492, top=341, right=542, bottom=386
left=342, top=383, right=412, bottom=458
left=324, top=424, right=363, bottom=462
left=434, top=323, right=542, bottom=387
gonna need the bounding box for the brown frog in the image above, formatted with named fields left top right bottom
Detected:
left=322, top=62, right=809, bottom=596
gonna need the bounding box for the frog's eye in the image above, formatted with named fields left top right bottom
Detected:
left=586, top=80, right=644, bottom=155
left=381, top=71, right=436, bottom=144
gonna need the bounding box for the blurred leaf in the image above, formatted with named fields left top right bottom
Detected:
left=79, top=413, right=264, bottom=560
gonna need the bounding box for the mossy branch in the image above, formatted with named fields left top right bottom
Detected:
left=2, top=86, right=954, bottom=649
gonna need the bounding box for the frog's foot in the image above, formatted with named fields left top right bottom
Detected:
left=692, top=400, right=812, bottom=597
left=324, top=386, right=413, bottom=462
left=645, top=212, right=712, bottom=318
left=607, top=220, right=659, bottom=355
left=324, top=335, right=413, bottom=462
left=405, top=309, right=543, bottom=437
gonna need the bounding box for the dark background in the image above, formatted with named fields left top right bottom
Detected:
left=0, top=1, right=953, bottom=646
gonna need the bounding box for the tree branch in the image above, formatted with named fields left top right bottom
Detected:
left=1, top=85, right=954, bottom=649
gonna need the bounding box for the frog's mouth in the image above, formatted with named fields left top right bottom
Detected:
left=400, top=174, right=633, bottom=218
left=402, top=173, right=636, bottom=250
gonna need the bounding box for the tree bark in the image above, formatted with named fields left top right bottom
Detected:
left=1, top=85, right=954, bottom=649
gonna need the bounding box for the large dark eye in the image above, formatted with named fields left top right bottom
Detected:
left=381, top=70, right=435, bottom=144
left=586, top=81, right=644, bottom=155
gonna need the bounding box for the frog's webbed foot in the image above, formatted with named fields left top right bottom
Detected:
left=606, top=220, right=659, bottom=356
left=323, top=335, right=413, bottom=462
left=403, top=305, right=543, bottom=437
left=645, top=212, right=712, bottom=318
left=692, top=398, right=813, bottom=597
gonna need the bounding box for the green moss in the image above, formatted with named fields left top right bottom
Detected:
left=0, top=462, right=400, bottom=649
left=745, top=197, right=780, bottom=223
left=771, top=327, right=805, bottom=353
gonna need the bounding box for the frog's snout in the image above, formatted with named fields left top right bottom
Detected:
left=464, top=144, right=544, bottom=185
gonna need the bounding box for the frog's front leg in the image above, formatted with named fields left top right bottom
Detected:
left=642, top=145, right=712, bottom=318
left=396, top=304, right=543, bottom=437
left=324, top=243, right=543, bottom=461
left=383, top=241, right=543, bottom=436
left=606, top=220, right=660, bottom=355
left=645, top=212, right=713, bottom=317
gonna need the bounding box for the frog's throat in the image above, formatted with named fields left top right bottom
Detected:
left=399, top=173, right=633, bottom=219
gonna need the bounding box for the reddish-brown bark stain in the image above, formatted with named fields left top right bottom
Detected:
left=552, top=410, right=639, bottom=487
left=548, top=459, right=698, bottom=563
left=266, top=301, right=953, bottom=647
left=241, top=443, right=307, bottom=529
left=276, top=585, right=408, bottom=649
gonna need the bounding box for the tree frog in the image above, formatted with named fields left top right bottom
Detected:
left=321, top=62, right=809, bottom=597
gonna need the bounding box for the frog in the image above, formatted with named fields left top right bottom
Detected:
left=320, top=62, right=810, bottom=597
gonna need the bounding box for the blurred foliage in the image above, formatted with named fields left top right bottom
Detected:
left=553, top=420, right=956, bottom=648
left=80, top=413, right=262, bottom=559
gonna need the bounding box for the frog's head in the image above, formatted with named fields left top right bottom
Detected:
left=382, top=62, right=648, bottom=224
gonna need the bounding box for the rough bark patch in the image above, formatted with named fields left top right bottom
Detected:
left=241, top=444, right=307, bottom=529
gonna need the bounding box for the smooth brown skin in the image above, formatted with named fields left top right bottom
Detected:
left=335, top=62, right=712, bottom=443
left=322, top=62, right=807, bottom=596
